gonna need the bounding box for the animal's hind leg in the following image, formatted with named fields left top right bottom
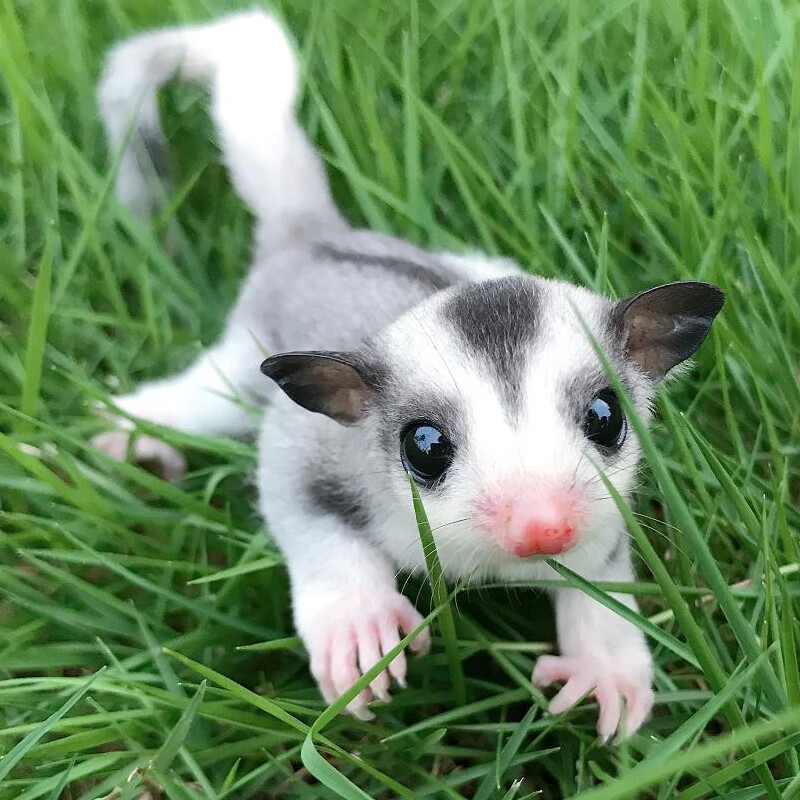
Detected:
left=92, top=326, right=268, bottom=479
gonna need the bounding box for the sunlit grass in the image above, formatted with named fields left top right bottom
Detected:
left=1, top=0, right=799, bottom=797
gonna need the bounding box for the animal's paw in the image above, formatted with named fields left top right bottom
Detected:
left=296, top=588, right=431, bottom=720
left=91, top=395, right=186, bottom=481
left=92, top=429, right=187, bottom=481
left=532, top=652, right=654, bottom=742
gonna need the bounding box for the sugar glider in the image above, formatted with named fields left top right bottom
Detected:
left=94, top=10, right=723, bottom=739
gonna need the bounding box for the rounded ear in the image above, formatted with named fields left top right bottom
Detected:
left=260, top=351, right=376, bottom=425
left=615, top=281, right=725, bottom=381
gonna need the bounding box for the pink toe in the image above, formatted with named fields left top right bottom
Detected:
left=533, top=656, right=574, bottom=687
left=357, top=623, right=391, bottom=702
left=92, top=431, right=128, bottom=460
left=621, top=684, right=654, bottom=737
left=330, top=628, right=370, bottom=704
left=595, top=681, right=622, bottom=743
left=310, top=645, right=336, bottom=705
left=346, top=698, right=375, bottom=721
left=396, top=600, right=430, bottom=655
left=548, top=674, right=595, bottom=715
left=378, top=620, right=406, bottom=688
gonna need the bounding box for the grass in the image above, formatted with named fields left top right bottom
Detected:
left=1, top=0, right=800, bottom=796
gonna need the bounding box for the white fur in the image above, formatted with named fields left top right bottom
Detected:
left=360, top=283, right=643, bottom=580
left=257, top=407, right=431, bottom=718
left=94, top=10, right=656, bottom=739
left=537, top=552, right=653, bottom=742
left=98, top=11, right=345, bottom=246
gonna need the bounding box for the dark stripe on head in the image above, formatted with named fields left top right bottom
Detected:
left=442, top=277, right=541, bottom=415
left=315, top=245, right=456, bottom=292
left=306, top=473, right=370, bottom=530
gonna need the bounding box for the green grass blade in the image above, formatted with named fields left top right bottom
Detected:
left=409, top=475, right=466, bottom=705
left=19, top=231, right=53, bottom=432
left=574, top=706, right=800, bottom=800
left=151, top=680, right=206, bottom=773
left=0, top=668, right=105, bottom=781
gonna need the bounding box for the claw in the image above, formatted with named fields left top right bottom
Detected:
left=299, top=591, right=429, bottom=719
left=532, top=653, right=653, bottom=741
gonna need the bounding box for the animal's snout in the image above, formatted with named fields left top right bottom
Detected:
left=516, top=516, right=575, bottom=556
left=474, top=479, right=584, bottom=557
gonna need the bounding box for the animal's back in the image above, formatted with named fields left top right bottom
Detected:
left=233, top=230, right=462, bottom=356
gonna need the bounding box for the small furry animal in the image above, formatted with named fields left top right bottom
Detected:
left=94, top=10, right=724, bottom=739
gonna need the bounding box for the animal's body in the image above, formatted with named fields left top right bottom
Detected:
left=94, top=10, right=723, bottom=738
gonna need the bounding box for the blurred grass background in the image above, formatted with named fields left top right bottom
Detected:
left=1, top=0, right=800, bottom=797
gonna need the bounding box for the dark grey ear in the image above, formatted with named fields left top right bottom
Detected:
left=260, top=351, right=375, bottom=425
left=615, top=281, right=725, bottom=381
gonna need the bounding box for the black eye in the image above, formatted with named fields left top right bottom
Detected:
left=584, top=389, right=627, bottom=451
left=401, top=422, right=454, bottom=486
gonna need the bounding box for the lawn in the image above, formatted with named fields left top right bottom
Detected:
left=1, top=0, right=800, bottom=797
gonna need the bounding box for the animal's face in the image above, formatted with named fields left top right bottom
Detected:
left=262, top=276, right=723, bottom=575
left=365, top=278, right=651, bottom=572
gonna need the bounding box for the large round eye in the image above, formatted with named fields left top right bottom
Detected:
left=401, top=422, right=454, bottom=485
left=584, top=389, right=627, bottom=451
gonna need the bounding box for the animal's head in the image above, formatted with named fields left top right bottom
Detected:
left=262, top=276, right=723, bottom=575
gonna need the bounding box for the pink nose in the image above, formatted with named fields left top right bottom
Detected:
left=474, top=479, right=583, bottom=557
left=513, top=520, right=575, bottom=556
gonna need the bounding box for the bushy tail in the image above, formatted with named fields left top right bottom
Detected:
left=98, top=10, right=345, bottom=247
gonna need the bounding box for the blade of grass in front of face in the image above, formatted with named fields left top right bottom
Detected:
left=544, top=558, right=701, bottom=668
left=408, top=475, right=466, bottom=705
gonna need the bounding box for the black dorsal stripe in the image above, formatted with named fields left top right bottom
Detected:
left=315, top=244, right=456, bottom=292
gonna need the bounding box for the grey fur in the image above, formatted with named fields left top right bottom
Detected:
left=306, top=473, right=371, bottom=530
left=96, top=11, right=725, bottom=733
left=614, top=282, right=725, bottom=380
left=314, top=244, right=457, bottom=292
left=229, top=232, right=463, bottom=365
left=372, top=389, right=465, bottom=482
left=442, top=277, right=541, bottom=416
left=603, top=533, right=626, bottom=567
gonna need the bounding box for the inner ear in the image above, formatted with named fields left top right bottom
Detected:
left=615, top=281, right=725, bottom=381
left=260, top=351, right=376, bottom=425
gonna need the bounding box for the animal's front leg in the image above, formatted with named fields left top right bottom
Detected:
left=532, top=545, right=654, bottom=741
left=287, top=533, right=431, bottom=720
